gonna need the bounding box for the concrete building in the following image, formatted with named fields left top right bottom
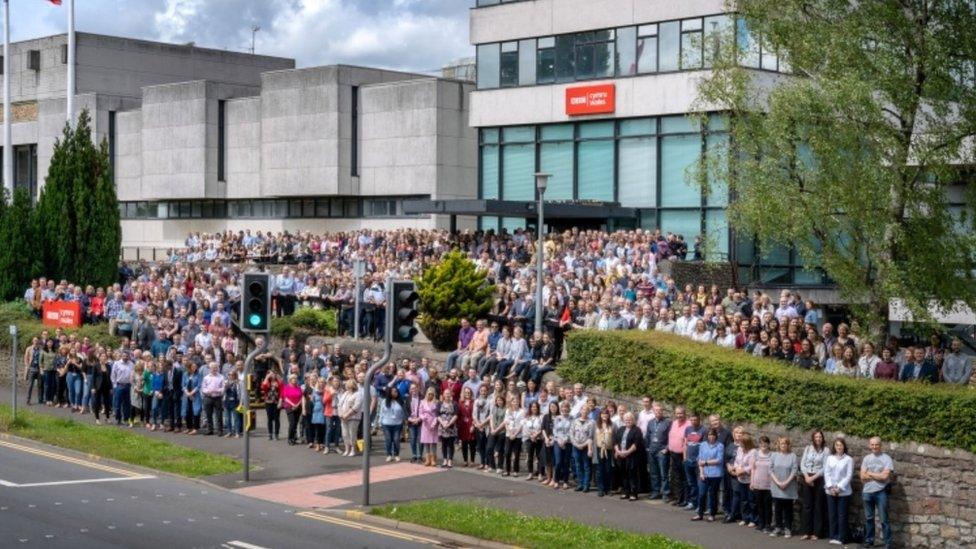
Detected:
left=5, top=32, right=477, bottom=252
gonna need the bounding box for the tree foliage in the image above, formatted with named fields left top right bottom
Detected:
left=0, top=188, right=39, bottom=300
left=416, top=250, right=494, bottom=351
left=33, top=109, right=121, bottom=287
left=696, top=0, right=976, bottom=334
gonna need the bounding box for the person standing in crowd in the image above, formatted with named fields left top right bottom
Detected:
left=201, top=362, right=225, bottom=436
left=524, top=401, right=545, bottom=480
left=860, top=437, right=895, bottom=549
left=694, top=428, right=725, bottom=522
left=751, top=435, right=774, bottom=534
left=308, top=378, right=326, bottom=451
left=570, top=402, right=595, bottom=492
left=338, top=379, right=362, bottom=457
left=731, top=431, right=757, bottom=527
left=406, top=384, right=424, bottom=463
left=420, top=387, right=441, bottom=467
left=552, top=400, right=573, bottom=490
left=824, top=437, right=854, bottom=546
left=502, top=395, right=524, bottom=476
left=614, top=412, right=642, bottom=501
left=23, top=337, right=42, bottom=405
left=223, top=370, right=242, bottom=438
left=281, top=374, right=304, bottom=445
left=667, top=406, right=689, bottom=506
left=645, top=402, right=672, bottom=501
left=800, top=429, right=829, bottom=540
left=873, top=348, right=899, bottom=381
left=593, top=406, right=614, bottom=496
left=458, top=386, right=476, bottom=467
left=437, top=390, right=459, bottom=468
left=473, top=385, right=492, bottom=469
left=181, top=360, right=202, bottom=434
left=379, top=386, right=404, bottom=462
left=769, top=436, right=798, bottom=538
left=90, top=352, right=113, bottom=424
left=111, top=351, right=134, bottom=426
left=942, top=338, right=973, bottom=385
left=682, top=412, right=706, bottom=511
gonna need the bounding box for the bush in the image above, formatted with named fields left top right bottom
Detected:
left=270, top=307, right=337, bottom=340
left=416, top=250, right=494, bottom=351
left=0, top=300, right=120, bottom=348
left=562, top=330, right=976, bottom=452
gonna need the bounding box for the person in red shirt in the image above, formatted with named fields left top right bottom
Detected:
left=88, top=288, right=106, bottom=323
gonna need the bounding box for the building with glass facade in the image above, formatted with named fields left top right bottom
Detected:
left=469, top=0, right=806, bottom=282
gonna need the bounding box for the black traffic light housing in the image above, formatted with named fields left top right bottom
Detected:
left=392, top=281, right=419, bottom=343
left=241, top=273, right=271, bottom=332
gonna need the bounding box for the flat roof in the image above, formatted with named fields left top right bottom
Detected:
left=403, top=199, right=637, bottom=219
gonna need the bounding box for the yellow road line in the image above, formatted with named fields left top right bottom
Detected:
left=0, top=439, right=142, bottom=478
left=296, top=510, right=442, bottom=545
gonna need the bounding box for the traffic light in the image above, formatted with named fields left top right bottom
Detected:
left=241, top=273, right=271, bottom=332
left=392, top=280, right=419, bottom=343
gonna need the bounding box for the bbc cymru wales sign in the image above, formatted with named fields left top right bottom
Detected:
left=565, top=84, right=616, bottom=116
left=42, top=301, right=82, bottom=328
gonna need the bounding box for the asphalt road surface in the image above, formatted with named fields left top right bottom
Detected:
left=0, top=437, right=434, bottom=549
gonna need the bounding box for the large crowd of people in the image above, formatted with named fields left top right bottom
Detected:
left=17, top=226, right=965, bottom=548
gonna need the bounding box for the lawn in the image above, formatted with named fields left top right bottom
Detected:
left=0, top=404, right=240, bottom=478
left=371, top=499, right=700, bottom=549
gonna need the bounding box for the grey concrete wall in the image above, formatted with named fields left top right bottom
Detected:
left=6, top=35, right=67, bottom=103
left=75, top=33, right=294, bottom=99
left=115, top=109, right=142, bottom=201
left=434, top=80, right=477, bottom=200
left=139, top=80, right=209, bottom=199
left=225, top=96, right=262, bottom=198
left=470, top=0, right=725, bottom=44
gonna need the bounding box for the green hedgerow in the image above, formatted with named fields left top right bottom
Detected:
left=561, top=330, right=976, bottom=452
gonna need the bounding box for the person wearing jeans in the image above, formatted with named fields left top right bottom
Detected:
left=824, top=437, right=853, bottom=546
left=551, top=401, right=573, bottom=489
left=694, top=428, right=725, bottom=521
left=570, top=404, right=595, bottom=492
left=407, top=384, right=424, bottom=462
left=682, top=413, right=706, bottom=511
left=644, top=403, right=672, bottom=500
left=860, top=437, right=894, bottom=548
left=379, top=387, right=405, bottom=462
left=110, top=354, right=134, bottom=426
left=223, top=372, right=242, bottom=437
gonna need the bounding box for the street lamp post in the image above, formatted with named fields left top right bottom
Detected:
left=534, top=173, right=550, bottom=336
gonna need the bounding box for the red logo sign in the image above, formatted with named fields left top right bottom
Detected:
left=42, top=301, right=82, bottom=328
left=565, top=84, right=616, bottom=116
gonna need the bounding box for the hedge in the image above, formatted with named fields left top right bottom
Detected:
left=270, top=307, right=338, bottom=340
left=0, top=301, right=121, bottom=349
left=562, top=330, right=976, bottom=452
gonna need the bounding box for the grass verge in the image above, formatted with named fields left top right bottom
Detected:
left=0, top=404, right=240, bottom=478
left=371, top=499, right=700, bottom=549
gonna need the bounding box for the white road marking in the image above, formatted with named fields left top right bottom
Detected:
left=225, top=541, right=273, bottom=549
left=81, top=500, right=89, bottom=503
left=80, top=529, right=88, bottom=533
left=54, top=502, right=62, bottom=506
left=0, top=476, right=154, bottom=488
left=18, top=539, right=27, bottom=543
left=162, top=520, right=171, bottom=525
left=136, top=523, right=143, bottom=527
left=107, top=526, right=116, bottom=530
left=45, top=534, right=54, bottom=539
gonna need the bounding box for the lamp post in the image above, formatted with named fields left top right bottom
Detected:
left=534, top=173, right=550, bottom=336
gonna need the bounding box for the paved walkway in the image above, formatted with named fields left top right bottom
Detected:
left=0, top=390, right=815, bottom=549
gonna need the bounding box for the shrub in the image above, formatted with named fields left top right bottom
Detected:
left=416, top=250, right=494, bottom=351
left=270, top=307, right=337, bottom=340
left=562, top=330, right=976, bottom=452
left=0, top=300, right=120, bottom=348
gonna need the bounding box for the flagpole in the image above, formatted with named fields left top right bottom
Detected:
left=2, top=0, right=11, bottom=199
left=66, top=0, right=75, bottom=126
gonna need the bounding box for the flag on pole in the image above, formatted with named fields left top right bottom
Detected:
left=48, top=0, right=63, bottom=5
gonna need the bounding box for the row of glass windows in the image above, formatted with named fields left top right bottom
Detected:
left=476, top=14, right=785, bottom=89
left=480, top=115, right=729, bottom=206
left=118, top=196, right=428, bottom=220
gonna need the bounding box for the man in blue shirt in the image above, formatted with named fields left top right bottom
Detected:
left=274, top=267, right=297, bottom=317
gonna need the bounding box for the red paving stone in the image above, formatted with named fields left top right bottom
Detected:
left=234, top=462, right=443, bottom=509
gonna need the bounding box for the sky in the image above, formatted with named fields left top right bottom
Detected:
left=22, top=0, right=474, bottom=73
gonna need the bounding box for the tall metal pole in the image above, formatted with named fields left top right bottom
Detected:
left=2, top=0, right=11, bottom=199
left=241, top=335, right=267, bottom=481
left=535, top=188, right=545, bottom=335
left=361, top=275, right=392, bottom=506
left=66, top=0, right=75, bottom=126
left=9, top=325, right=17, bottom=421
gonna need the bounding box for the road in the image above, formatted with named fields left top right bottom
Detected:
left=0, top=437, right=437, bottom=549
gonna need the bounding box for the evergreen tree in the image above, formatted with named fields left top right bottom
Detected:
left=0, top=188, right=38, bottom=300
left=416, top=250, right=494, bottom=350
left=34, top=109, right=121, bottom=286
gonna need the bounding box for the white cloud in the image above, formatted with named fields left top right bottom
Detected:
left=17, top=0, right=473, bottom=72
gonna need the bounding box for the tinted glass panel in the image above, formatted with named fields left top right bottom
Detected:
left=660, top=134, right=702, bottom=207
left=637, top=36, right=657, bottom=73
left=481, top=145, right=500, bottom=199
left=476, top=43, right=500, bottom=88
left=577, top=140, right=614, bottom=201
left=518, top=39, right=536, bottom=85
left=555, top=35, right=576, bottom=82
left=616, top=26, right=637, bottom=76
left=500, top=42, right=519, bottom=87
left=617, top=137, right=656, bottom=208
left=502, top=144, right=535, bottom=200
left=658, top=21, right=680, bottom=71
left=540, top=142, right=574, bottom=201
left=659, top=210, right=701, bottom=258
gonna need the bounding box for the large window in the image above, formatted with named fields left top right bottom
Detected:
left=119, top=196, right=429, bottom=220
left=478, top=115, right=730, bottom=257
left=474, top=13, right=780, bottom=89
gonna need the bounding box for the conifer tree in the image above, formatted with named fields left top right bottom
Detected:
left=0, top=188, right=38, bottom=300
left=416, top=250, right=494, bottom=350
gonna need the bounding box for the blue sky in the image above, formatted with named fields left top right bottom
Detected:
left=22, top=0, right=473, bottom=73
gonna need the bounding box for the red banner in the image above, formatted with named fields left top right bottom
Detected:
left=42, top=301, right=82, bottom=328
left=565, top=84, right=616, bottom=116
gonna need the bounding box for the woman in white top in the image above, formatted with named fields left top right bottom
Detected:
left=857, top=341, right=881, bottom=379
left=690, top=319, right=714, bottom=343
left=823, top=437, right=853, bottom=546
left=714, top=324, right=736, bottom=348
left=503, top=398, right=525, bottom=476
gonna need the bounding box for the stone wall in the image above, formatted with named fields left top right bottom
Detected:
left=658, top=259, right=737, bottom=291
left=587, top=387, right=974, bottom=548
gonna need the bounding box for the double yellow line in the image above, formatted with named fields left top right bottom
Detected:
left=296, top=510, right=444, bottom=546
left=0, top=439, right=143, bottom=478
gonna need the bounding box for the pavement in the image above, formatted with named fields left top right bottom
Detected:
left=0, top=390, right=814, bottom=549
left=0, top=436, right=439, bottom=549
